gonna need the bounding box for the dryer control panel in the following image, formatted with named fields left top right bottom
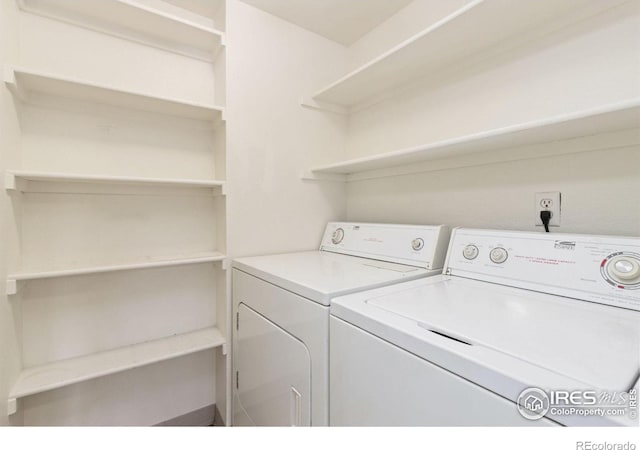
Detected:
left=320, top=222, right=450, bottom=270
left=445, top=228, right=640, bottom=311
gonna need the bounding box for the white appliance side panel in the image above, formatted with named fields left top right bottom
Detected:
left=232, top=269, right=329, bottom=425
left=445, top=228, right=640, bottom=310
left=236, top=304, right=311, bottom=426
left=329, top=317, right=558, bottom=427
left=320, top=222, right=450, bottom=269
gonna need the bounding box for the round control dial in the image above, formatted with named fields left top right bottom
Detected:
left=601, top=253, right=640, bottom=288
left=331, top=228, right=345, bottom=245
left=462, top=245, right=479, bottom=260
left=412, top=238, right=424, bottom=251
left=489, top=247, right=508, bottom=264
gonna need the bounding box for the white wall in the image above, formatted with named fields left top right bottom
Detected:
left=344, top=1, right=640, bottom=237
left=225, top=0, right=347, bottom=258
left=222, top=0, right=348, bottom=423
left=347, top=146, right=640, bottom=236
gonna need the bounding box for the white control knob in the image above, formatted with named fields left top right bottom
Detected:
left=606, top=255, right=640, bottom=284
left=412, top=238, right=424, bottom=251
left=489, top=247, right=508, bottom=264
left=331, top=228, right=345, bottom=245
left=463, top=245, right=479, bottom=260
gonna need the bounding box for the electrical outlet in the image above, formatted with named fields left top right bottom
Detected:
left=535, top=191, right=561, bottom=227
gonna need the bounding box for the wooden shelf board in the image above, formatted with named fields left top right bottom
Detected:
left=5, top=170, right=225, bottom=192
left=18, top=0, right=225, bottom=61
left=5, top=67, right=225, bottom=122
left=310, top=100, right=640, bottom=175
left=310, top=0, right=627, bottom=108
left=9, top=327, right=225, bottom=402
left=8, top=252, right=226, bottom=283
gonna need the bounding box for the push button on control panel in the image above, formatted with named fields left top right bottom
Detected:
left=602, top=253, right=640, bottom=288
left=462, top=245, right=479, bottom=260
left=331, top=228, right=344, bottom=245
left=489, top=247, right=508, bottom=264
left=412, top=238, right=424, bottom=251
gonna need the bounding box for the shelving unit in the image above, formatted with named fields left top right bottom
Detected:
left=306, top=100, right=640, bottom=179
left=8, top=326, right=226, bottom=414
left=5, top=171, right=226, bottom=195
left=18, top=0, right=225, bottom=61
left=5, top=67, right=225, bottom=123
left=6, top=252, right=227, bottom=296
left=6, top=0, right=230, bottom=424
left=302, top=0, right=628, bottom=111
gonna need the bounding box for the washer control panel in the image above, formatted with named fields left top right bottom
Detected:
left=445, top=228, right=640, bottom=311
left=321, top=222, right=450, bottom=269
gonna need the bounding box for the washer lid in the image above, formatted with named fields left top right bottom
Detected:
left=334, top=276, right=640, bottom=393
left=233, top=251, right=437, bottom=306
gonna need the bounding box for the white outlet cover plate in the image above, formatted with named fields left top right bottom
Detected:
left=535, top=191, right=561, bottom=227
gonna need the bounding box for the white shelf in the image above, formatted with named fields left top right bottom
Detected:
left=309, top=100, right=640, bottom=177
left=8, top=327, right=225, bottom=406
left=5, top=170, right=226, bottom=194
left=7, top=252, right=227, bottom=295
left=18, top=0, right=225, bottom=62
left=306, top=0, right=626, bottom=109
left=5, top=67, right=225, bottom=122
left=9, top=251, right=226, bottom=281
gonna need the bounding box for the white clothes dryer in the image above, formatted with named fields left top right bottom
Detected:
left=330, top=228, right=640, bottom=426
left=231, top=222, right=451, bottom=426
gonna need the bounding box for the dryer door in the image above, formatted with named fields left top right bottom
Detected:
left=236, top=303, right=311, bottom=426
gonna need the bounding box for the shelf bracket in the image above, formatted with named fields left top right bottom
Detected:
left=221, top=343, right=228, bottom=356
left=211, top=109, right=226, bottom=132
left=300, top=97, right=348, bottom=115
left=6, top=279, right=23, bottom=296
left=213, top=184, right=226, bottom=197
left=4, top=67, right=28, bottom=102
left=221, top=259, right=230, bottom=271
left=4, top=172, right=28, bottom=192
left=300, top=171, right=347, bottom=182
left=4, top=172, right=16, bottom=191
left=7, top=398, right=17, bottom=416
left=212, top=34, right=226, bottom=61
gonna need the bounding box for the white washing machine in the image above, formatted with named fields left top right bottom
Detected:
left=231, top=222, right=451, bottom=426
left=330, top=228, right=640, bottom=426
